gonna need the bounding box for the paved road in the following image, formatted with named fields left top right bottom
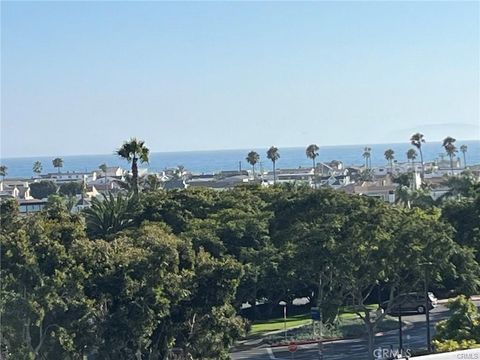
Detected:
left=231, top=301, right=480, bottom=360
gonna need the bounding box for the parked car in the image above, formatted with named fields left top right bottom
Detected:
left=381, top=292, right=438, bottom=315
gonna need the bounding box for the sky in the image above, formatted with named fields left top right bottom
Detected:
left=1, top=1, right=479, bottom=158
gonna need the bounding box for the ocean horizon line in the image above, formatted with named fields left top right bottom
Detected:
left=2, top=138, right=479, bottom=160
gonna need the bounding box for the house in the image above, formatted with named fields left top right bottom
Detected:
left=18, top=198, right=48, bottom=214
left=163, top=179, right=188, bottom=190
left=342, top=180, right=397, bottom=203
left=85, top=185, right=101, bottom=198
left=42, top=171, right=97, bottom=183
left=315, top=162, right=335, bottom=176
left=0, top=180, right=32, bottom=200
left=217, top=170, right=249, bottom=178
left=73, top=198, right=91, bottom=213
left=317, top=174, right=351, bottom=189
left=87, top=176, right=124, bottom=193
left=266, top=167, right=314, bottom=185
left=188, top=175, right=250, bottom=190
left=104, top=166, right=125, bottom=178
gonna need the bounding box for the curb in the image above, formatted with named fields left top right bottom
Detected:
left=269, top=321, right=414, bottom=348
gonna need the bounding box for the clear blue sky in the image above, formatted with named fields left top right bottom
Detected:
left=1, top=1, right=479, bottom=157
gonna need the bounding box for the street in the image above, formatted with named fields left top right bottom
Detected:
left=231, top=301, right=480, bottom=360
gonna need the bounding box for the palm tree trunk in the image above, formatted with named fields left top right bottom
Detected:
left=132, top=157, right=138, bottom=194
left=449, top=155, right=454, bottom=175
left=313, top=158, right=317, bottom=189
left=252, top=164, right=255, bottom=179
left=273, top=161, right=276, bottom=185
left=463, top=153, right=467, bottom=169
left=419, top=148, right=425, bottom=180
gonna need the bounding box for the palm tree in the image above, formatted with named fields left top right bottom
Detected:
left=0, top=165, right=7, bottom=181
left=116, top=138, right=150, bottom=194
left=33, top=161, right=43, bottom=177
left=266, top=146, right=280, bottom=184
left=99, top=163, right=108, bottom=188
left=384, top=149, right=395, bottom=174
left=460, top=144, right=468, bottom=169
left=406, top=149, right=417, bottom=172
left=362, top=147, right=371, bottom=169
left=83, top=193, right=138, bottom=238
left=395, top=185, right=414, bottom=209
left=306, top=144, right=319, bottom=188
left=443, top=136, right=457, bottom=175
left=410, top=133, right=425, bottom=179
left=52, top=158, right=64, bottom=173
left=246, top=151, right=260, bottom=179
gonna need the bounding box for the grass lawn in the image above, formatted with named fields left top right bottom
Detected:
left=249, top=314, right=311, bottom=335
left=249, top=304, right=379, bottom=335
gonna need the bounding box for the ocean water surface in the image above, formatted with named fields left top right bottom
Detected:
left=2, top=140, right=479, bottom=179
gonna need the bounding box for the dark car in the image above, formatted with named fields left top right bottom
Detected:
left=381, top=292, right=438, bottom=315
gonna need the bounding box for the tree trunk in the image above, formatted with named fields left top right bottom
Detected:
left=419, top=148, right=425, bottom=180
left=367, top=324, right=375, bottom=360
left=463, top=153, right=467, bottom=169
left=449, top=155, right=454, bottom=175
left=132, top=157, right=138, bottom=194
left=273, top=161, right=276, bottom=185
left=313, top=158, right=317, bottom=189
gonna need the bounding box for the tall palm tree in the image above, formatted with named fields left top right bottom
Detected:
left=52, top=158, right=64, bottom=173
left=33, top=161, right=43, bottom=177
left=99, top=163, right=108, bottom=188
left=384, top=149, right=395, bottom=174
left=306, top=144, right=319, bottom=168
left=306, top=144, right=319, bottom=188
left=0, top=165, right=7, bottom=181
left=246, top=151, right=260, bottom=179
left=406, top=149, right=417, bottom=172
left=460, top=144, right=468, bottom=169
left=410, top=133, right=425, bottom=179
left=362, top=147, right=372, bottom=169
left=443, top=137, right=457, bottom=175
left=116, top=138, right=150, bottom=194
left=266, top=146, right=280, bottom=185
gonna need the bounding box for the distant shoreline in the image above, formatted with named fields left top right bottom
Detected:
left=2, top=140, right=479, bottom=179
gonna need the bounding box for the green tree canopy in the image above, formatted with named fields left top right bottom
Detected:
left=29, top=180, right=58, bottom=199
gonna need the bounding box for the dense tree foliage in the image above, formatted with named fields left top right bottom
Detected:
left=2, top=180, right=479, bottom=359
left=433, top=295, right=480, bottom=351
left=58, top=181, right=84, bottom=197
left=29, top=180, right=58, bottom=199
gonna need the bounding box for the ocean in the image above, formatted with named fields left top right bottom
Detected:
left=2, top=140, right=479, bottom=179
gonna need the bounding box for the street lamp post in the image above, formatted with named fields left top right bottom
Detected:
left=317, top=273, right=324, bottom=360
left=279, top=301, right=287, bottom=342
left=398, top=302, right=403, bottom=353
left=421, top=262, right=433, bottom=353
